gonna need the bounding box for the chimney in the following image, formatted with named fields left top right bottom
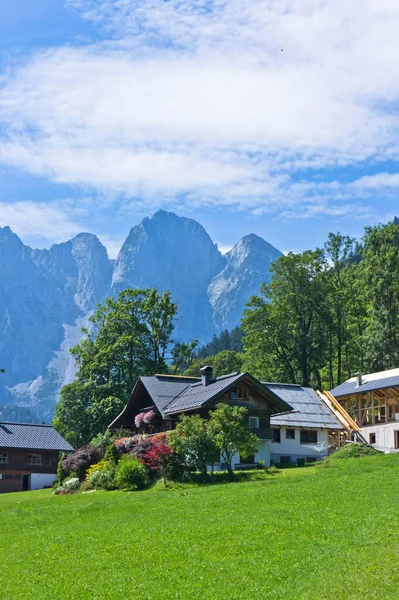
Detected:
left=356, top=372, right=362, bottom=387
left=200, top=365, right=213, bottom=387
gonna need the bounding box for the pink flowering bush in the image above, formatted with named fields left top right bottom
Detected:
left=134, top=412, right=146, bottom=428
left=143, top=410, right=155, bottom=424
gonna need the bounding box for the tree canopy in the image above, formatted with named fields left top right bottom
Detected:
left=53, top=288, right=180, bottom=446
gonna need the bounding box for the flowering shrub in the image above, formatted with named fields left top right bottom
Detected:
left=134, top=412, right=146, bottom=428
left=61, top=445, right=103, bottom=481
left=85, top=460, right=116, bottom=490
left=53, top=477, right=80, bottom=495
left=143, top=410, right=155, bottom=424
left=134, top=410, right=155, bottom=429
left=114, top=435, right=145, bottom=453
left=115, top=455, right=150, bottom=491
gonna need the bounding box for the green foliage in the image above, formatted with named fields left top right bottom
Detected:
left=53, top=288, right=178, bottom=445
left=86, top=459, right=116, bottom=490
left=242, top=219, right=399, bottom=389
left=115, top=455, right=150, bottom=490
left=57, top=453, right=67, bottom=485
left=196, top=327, right=244, bottom=358
left=185, top=350, right=244, bottom=378
left=170, top=414, right=219, bottom=476
left=104, top=442, right=121, bottom=465
left=170, top=340, right=198, bottom=374
left=208, top=403, right=259, bottom=476
left=242, top=250, right=327, bottom=386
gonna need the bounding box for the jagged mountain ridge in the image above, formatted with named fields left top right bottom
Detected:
left=0, top=210, right=282, bottom=421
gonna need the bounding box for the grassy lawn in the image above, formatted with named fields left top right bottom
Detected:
left=1, top=454, right=399, bottom=600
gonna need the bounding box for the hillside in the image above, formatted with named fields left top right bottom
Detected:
left=0, top=453, right=398, bottom=599
left=0, top=210, right=281, bottom=421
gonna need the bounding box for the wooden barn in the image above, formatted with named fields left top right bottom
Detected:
left=0, top=422, right=73, bottom=493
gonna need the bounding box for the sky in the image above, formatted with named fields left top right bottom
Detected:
left=1, top=1, right=399, bottom=258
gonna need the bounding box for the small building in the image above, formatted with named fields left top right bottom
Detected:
left=0, top=422, right=73, bottom=493
left=331, top=368, right=399, bottom=450
left=263, top=383, right=343, bottom=464
left=110, top=367, right=292, bottom=468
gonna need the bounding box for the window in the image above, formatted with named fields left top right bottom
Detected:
left=27, top=454, right=42, bottom=466
left=231, top=386, right=249, bottom=400
left=369, top=433, right=376, bottom=445
left=272, top=428, right=281, bottom=443
left=300, top=430, right=318, bottom=444
left=286, top=429, right=295, bottom=440
left=306, top=457, right=318, bottom=463
left=249, top=416, right=259, bottom=430
left=0, top=452, right=8, bottom=464
left=280, top=456, right=291, bottom=464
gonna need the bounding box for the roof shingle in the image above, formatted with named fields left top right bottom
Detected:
left=266, top=383, right=342, bottom=429
left=0, top=423, right=74, bottom=451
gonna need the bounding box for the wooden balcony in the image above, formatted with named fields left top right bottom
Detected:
left=250, top=428, right=273, bottom=440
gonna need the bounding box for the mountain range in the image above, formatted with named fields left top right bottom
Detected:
left=0, top=210, right=282, bottom=421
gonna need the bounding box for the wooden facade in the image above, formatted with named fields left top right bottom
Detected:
left=0, top=449, right=59, bottom=494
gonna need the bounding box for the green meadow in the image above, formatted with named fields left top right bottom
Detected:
left=1, top=453, right=398, bottom=600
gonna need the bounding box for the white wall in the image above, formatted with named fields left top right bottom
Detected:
left=270, top=427, right=329, bottom=463
left=360, top=422, right=399, bottom=449
left=30, top=473, right=57, bottom=490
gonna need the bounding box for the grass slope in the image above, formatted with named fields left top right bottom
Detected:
left=1, top=454, right=399, bottom=599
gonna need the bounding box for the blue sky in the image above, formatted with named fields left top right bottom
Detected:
left=1, top=0, right=399, bottom=257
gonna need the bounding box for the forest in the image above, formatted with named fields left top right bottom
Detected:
left=195, top=219, right=399, bottom=390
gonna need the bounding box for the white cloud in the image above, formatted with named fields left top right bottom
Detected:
left=0, top=201, right=83, bottom=246
left=216, top=243, right=233, bottom=255
left=1, top=1, right=399, bottom=218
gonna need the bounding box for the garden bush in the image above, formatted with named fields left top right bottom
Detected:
left=62, top=444, right=103, bottom=481
left=53, top=477, right=80, bottom=495
left=115, top=455, right=150, bottom=491
left=85, top=460, right=116, bottom=490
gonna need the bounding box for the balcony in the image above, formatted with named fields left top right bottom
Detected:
left=250, top=428, right=273, bottom=440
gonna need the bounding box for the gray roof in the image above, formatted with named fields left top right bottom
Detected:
left=266, top=384, right=343, bottom=430
left=330, top=367, right=399, bottom=398
left=140, top=376, right=199, bottom=416
left=0, top=423, right=74, bottom=451
left=164, top=372, right=244, bottom=414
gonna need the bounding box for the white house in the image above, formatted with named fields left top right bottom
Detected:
left=263, top=383, right=343, bottom=465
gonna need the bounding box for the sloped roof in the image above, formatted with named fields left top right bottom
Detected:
left=0, top=423, right=74, bottom=451
left=140, top=376, right=199, bottom=416
left=110, top=372, right=293, bottom=427
left=164, top=372, right=244, bottom=414
left=330, top=367, right=399, bottom=397
left=266, top=383, right=343, bottom=430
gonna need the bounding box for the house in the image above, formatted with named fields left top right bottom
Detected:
left=262, top=383, right=343, bottom=464
left=0, top=422, right=73, bottom=493
left=331, top=368, right=399, bottom=450
left=110, top=366, right=293, bottom=468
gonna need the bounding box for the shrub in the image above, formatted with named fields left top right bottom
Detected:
left=85, top=460, right=116, bottom=490
left=62, top=445, right=103, bottom=481
left=53, top=477, right=80, bottom=495
left=115, top=455, right=150, bottom=491
left=104, top=443, right=121, bottom=465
